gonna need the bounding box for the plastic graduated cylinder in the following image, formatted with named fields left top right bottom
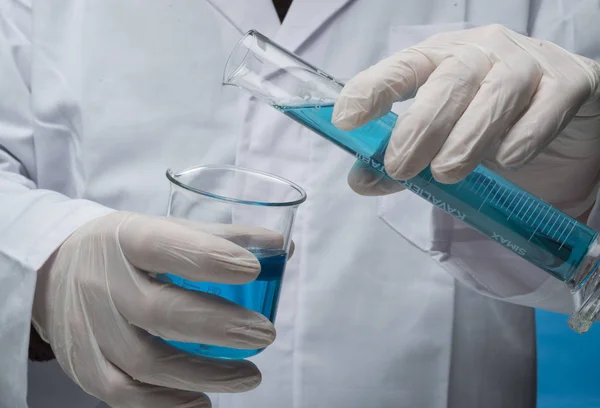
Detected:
left=277, top=103, right=600, bottom=333
left=219, top=27, right=600, bottom=332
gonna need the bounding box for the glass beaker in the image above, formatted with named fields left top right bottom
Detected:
left=222, top=30, right=600, bottom=334
left=160, top=164, right=306, bottom=359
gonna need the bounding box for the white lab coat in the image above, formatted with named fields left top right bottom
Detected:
left=0, top=0, right=598, bottom=407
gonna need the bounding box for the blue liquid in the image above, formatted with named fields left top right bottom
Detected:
left=159, top=248, right=287, bottom=359
left=279, top=104, right=598, bottom=282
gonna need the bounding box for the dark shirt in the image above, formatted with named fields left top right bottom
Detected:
left=272, top=0, right=293, bottom=22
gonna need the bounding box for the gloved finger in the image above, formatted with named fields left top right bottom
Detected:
left=332, top=49, right=436, bottom=130
left=82, top=356, right=213, bottom=408
left=166, top=219, right=295, bottom=258
left=347, top=160, right=405, bottom=196
left=383, top=52, right=491, bottom=180
left=109, top=271, right=275, bottom=346
left=119, top=214, right=261, bottom=284
left=103, top=383, right=211, bottom=408
left=102, top=327, right=263, bottom=394
left=496, top=76, right=589, bottom=168
left=430, top=58, right=542, bottom=183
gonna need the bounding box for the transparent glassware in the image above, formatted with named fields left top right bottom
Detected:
left=223, top=29, right=600, bottom=333
left=159, top=164, right=306, bottom=359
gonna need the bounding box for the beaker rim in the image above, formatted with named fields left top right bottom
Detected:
left=166, top=164, right=307, bottom=207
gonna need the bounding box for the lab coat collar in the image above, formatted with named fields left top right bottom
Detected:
left=204, top=0, right=281, bottom=38
left=275, top=0, right=356, bottom=52
left=206, top=0, right=356, bottom=53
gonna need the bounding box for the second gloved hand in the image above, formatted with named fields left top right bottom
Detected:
left=31, top=212, right=280, bottom=408
left=333, top=24, right=600, bottom=217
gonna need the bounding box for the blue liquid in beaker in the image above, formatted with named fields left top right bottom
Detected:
left=279, top=104, right=598, bottom=283
left=160, top=248, right=287, bottom=359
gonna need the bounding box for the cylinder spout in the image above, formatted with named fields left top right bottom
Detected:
left=222, top=30, right=256, bottom=87
left=221, top=29, right=342, bottom=107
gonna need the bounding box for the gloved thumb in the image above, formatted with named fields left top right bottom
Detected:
left=347, top=160, right=405, bottom=196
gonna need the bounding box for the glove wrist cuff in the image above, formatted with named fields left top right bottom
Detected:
left=575, top=56, right=600, bottom=117
left=29, top=324, right=55, bottom=362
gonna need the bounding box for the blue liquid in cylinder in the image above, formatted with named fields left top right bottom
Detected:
left=160, top=248, right=287, bottom=359
left=279, top=104, right=598, bottom=283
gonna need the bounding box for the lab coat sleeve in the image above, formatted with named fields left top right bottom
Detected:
left=0, top=2, right=113, bottom=406
left=429, top=208, right=587, bottom=317
left=430, top=196, right=600, bottom=317
left=382, top=191, right=580, bottom=316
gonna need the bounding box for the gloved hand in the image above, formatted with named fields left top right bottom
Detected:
left=31, top=211, right=280, bottom=408
left=333, top=24, right=600, bottom=217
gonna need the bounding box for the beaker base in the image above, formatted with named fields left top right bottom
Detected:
left=161, top=339, right=264, bottom=360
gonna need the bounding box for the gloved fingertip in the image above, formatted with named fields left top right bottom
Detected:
left=369, top=181, right=406, bottom=196
left=347, top=162, right=381, bottom=195
left=165, top=391, right=214, bottom=408
left=188, top=394, right=213, bottom=408
left=239, top=376, right=262, bottom=393
left=383, top=155, right=418, bottom=182
left=226, top=314, right=276, bottom=348
left=206, top=368, right=262, bottom=394
left=348, top=160, right=378, bottom=180
left=209, top=250, right=262, bottom=285
left=497, top=118, right=557, bottom=169
left=348, top=162, right=405, bottom=196
left=494, top=143, right=529, bottom=169
left=331, top=85, right=374, bottom=131
left=257, top=321, right=277, bottom=346
left=430, top=165, right=469, bottom=185
left=331, top=107, right=360, bottom=131
left=430, top=157, right=475, bottom=184
left=208, top=239, right=265, bottom=283
left=348, top=181, right=379, bottom=196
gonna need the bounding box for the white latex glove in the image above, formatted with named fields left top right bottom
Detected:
left=31, top=211, right=281, bottom=408
left=333, top=24, right=600, bottom=217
